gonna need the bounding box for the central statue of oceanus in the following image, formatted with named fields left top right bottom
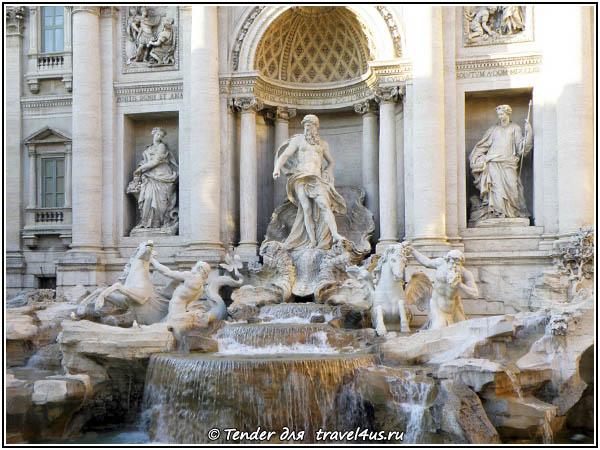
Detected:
left=273, top=114, right=347, bottom=250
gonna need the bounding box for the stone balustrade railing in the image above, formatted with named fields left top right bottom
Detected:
left=37, top=54, right=65, bottom=71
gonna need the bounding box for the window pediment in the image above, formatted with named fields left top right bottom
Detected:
left=24, top=126, right=71, bottom=146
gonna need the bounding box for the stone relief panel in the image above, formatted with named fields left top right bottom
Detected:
left=122, top=6, right=179, bottom=73
left=463, top=6, right=533, bottom=46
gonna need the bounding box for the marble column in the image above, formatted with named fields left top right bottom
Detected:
left=5, top=6, right=25, bottom=287
left=187, top=5, right=223, bottom=254
left=272, top=107, right=296, bottom=207
left=554, top=6, right=594, bottom=235
left=234, top=97, right=263, bottom=258
left=354, top=100, right=379, bottom=240
left=408, top=5, right=448, bottom=249
left=70, top=6, right=103, bottom=252
left=374, top=87, right=400, bottom=251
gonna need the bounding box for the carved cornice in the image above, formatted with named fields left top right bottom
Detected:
left=6, top=6, right=25, bottom=36
left=375, top=6, right=402, bottom=57
left=456, top=55, right=542, bottom=80
left=232, top=6, right=266, bottom=71
left=21, top=97, right=72, bottom=116
left=72, top=6, right=101, bottom=16
left=353, top=99, right=378, bottom=115
left=370, top=62, right=412, bottom=84
left=114, top=82, right=183, bottom=103
left=223, top=63, right=410, bottom=109
left=232, top=97, right=264, bottom=113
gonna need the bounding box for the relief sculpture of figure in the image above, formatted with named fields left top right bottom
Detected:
left=407, top=247, right=479, bottom=330
left=500, top=6, right=525, bottom=35
left=273, top=114, right=347, bottom=250
left=148, top=18, right=176, bottom=65
left=469, top=104, right=533, bottom=226
left=128, top=6, right=160, bottom=63
left=127, top=127, right=179, bottom=234
left=465, top=6, right=498, bottom=40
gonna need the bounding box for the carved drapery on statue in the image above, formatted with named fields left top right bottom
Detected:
left=469, top=104, right=533, bottom=227
left=127, top=127, right=179, bottom=235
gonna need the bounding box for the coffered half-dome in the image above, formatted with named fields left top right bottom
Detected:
left=254, top=7, right=374, bottom=85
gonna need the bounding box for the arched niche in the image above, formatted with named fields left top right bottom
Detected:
left=229, top=6, right=406, bottom=110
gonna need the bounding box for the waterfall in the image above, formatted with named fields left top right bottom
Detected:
left=141, top=353, right=376, bottom=443
left=388, top=373, right=437, bottom=444
left=257, top=303, right=334, bottom=324
left=214, top=323, right=362, bottom=354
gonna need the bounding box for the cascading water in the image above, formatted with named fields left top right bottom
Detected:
left=139, top=301, right=436, bottom=444
left=141, top=353, right=375, bottom=443
left=257, top=303, right=334, bottom=324
left=215, top=323, right=360, bottom=354
left=388, top=374, right=437, bottom=444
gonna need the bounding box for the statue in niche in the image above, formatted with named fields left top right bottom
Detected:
left=126, top=6, right=177, bottom=67
left=273, top=114, right=347, bottom=250
left=407, top=246, right=479, bottom=330
left=127, top=127, right=179, bottom=235
left=468, top=104, right=533, bottom=226
left=464, top=6, right=526, bottom=44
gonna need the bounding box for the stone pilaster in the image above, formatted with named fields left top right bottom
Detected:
left=234, top=96, right=264, bottom=259
left=354, top=99, right=380, bottom=241
left=374, top=87, right=400, bottom=251
left=70, top=6, right=103, bottom=252
left=186, top=5, right=224, bottom=256
left=554, top=6, right=594, bottom=236
left=407, top=5, right=448, bottom=250
left=5, top=6, right=25, bottom=287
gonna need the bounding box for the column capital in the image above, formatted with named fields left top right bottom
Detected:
left=354, top=99, right=379, bottom=115
left=233, top=97, right=264, bottom=113
left=265, top=106, right=297, bottom=122
left=6, top=6, right=25, bottom=36
left=72, top=6, right=101, bottom=17
left=373, top=86, right=405, bottom=104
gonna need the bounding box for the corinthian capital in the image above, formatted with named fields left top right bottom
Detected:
left=353, top=99, right=378, bottom=115
left=373, top=86, right=405, bottom=104
left=232, top=97, right=264, bottom=113
left=6, top=6, right=25, bottom=36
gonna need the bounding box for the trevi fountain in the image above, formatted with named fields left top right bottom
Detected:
left=4, top=4, right=595, bottom=446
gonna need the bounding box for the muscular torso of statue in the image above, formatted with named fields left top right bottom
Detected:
left=294, top=140, right=324, bottom=177
left=432, top=264, right=461, bottom=313
left=169, top=274, right=205, bottom=316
